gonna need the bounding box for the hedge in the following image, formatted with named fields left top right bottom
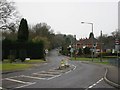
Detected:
left=2, top=39, right=45, bottom=60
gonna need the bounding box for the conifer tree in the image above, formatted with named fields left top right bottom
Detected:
left=17, top=18, right=29, bottom=42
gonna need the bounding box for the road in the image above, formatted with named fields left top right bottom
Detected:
left=2, top=49, right=116, bottom=89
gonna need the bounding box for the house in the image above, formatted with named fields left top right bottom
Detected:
left=76, top=32, right=101, bottom=56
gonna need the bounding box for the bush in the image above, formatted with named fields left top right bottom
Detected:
left=27, top=41, right=44, bottom=59
left=19, top=49, right=27, bottom=62
left=77, top=48, right=83, bottom=56
left=2, top=39, right=45, bottom=60
left=83, top=47, right=91, bottom=55
left=8, top=55, right=15, bottom=63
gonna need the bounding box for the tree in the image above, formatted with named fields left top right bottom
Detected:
left=83, top=47, right=91, bottom=55
left=0, top=0, right=20, bottom=31
left=17, top=18, right=29, bottom=42
left=89, top=32, right=94, bottom=39
left=32, top=36, right=50, bottom=49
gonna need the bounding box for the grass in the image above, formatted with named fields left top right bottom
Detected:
left=1, top=59, right=46, bottom=71
left=71, top=57, right=109, bottom=65
left=95, top=61, right=109, bottom=65
left=2, top=63, right=33, bottom=71
left=0, top=63, right=2, bottom=71
left=71, top=57, right=103, bottom=61
left=25, top=59, right=46, bottom=63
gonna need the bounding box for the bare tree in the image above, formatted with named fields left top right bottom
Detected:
left=0, top=0, right=20, bottom=32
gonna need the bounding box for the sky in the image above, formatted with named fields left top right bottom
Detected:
left=11, top=0, right=119, bottom=39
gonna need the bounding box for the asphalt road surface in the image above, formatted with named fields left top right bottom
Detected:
left=2, top=49, right=117, bottom=89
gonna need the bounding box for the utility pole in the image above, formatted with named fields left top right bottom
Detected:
left=100, top=30, right=102, bottom=62
left=91, top=23, right=94, bottom=62
left=70, top=38, right=73, bottom=60
left=115, top=29, right=119, bottom=61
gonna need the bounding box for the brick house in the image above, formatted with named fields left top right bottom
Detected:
left=76, top=32, right=101, bottom=56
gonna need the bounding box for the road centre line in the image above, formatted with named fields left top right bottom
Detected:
left=5, top=78, right=31, bottom=84
left=85, top=78, right=103, bottom=90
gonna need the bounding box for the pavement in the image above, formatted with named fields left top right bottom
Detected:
left=81, top=61, right=120, bottom=89
left=104, top=65, right=120, bottom=89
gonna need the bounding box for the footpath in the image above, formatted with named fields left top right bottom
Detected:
left=82, top=61, right=120, bottom=89
left=104, top=65, right=120, bottom=89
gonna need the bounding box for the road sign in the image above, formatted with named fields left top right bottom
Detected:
left=70, top=48, right=73, bottom=53
left=115, top=38, right=120, bottom=45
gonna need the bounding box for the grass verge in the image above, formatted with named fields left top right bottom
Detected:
left=1, top=59, right=46, bottom=71
left=2, top=63, right=33, bottom=71
left=71, top=57, right=109, bottom=65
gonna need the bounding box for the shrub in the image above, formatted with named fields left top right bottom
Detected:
left=8, top=55, right=15, bottom=63
left=19, top=49, right=27, bottom=62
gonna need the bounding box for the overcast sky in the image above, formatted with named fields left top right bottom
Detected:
left=12, top=0, right=118, bottom=39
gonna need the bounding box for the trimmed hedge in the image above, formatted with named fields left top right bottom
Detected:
left=2, top=39, right=45, bottom=60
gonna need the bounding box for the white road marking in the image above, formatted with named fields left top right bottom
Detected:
left=21, top=75, right=46, bottom=80
left=73, top=65, right=76, bottom=70
left=5, top=78, right=30, bottom=84
left=70, top=64, right=77, bottom=71
left=33, top=73, right=56, bottom=76
left=3, top=75, right=20, bottom=79
left=0, top=87, right=2, bottom=89
left=65, top=70, right=71, bottom=74
left=44, top=63, right=48, bottom=65
left=48, top=70, right=61, bottom=73
left=46, top=71, right=61, bottom=74
left=16, top=82, right=36, bottom=88
left=86, top=78, right=104, bottom=89
left=47, top=74, right=62, bottom=80
left=88, top=86, right=93, bottom=88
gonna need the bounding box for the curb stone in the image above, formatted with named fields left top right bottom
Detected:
left=104, top=67, right=120, bottom=89
left=81, top=61, right=120, bottom=88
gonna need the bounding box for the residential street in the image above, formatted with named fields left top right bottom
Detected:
left=2, top=50, right=116, bottom=89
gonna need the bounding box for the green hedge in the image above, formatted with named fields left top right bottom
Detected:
left=2, top=39, right=45, bottom=60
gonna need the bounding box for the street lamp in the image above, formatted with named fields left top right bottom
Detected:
left=81, top=22, right=94, bottom=62
left=74, top=35, right=77, bottom=60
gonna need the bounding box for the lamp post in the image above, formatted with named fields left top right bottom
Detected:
left=74, top=35, right=77, bottom=60
left=81, top=22, right=94, bottom=62
left=100, top=30, right=103, bottom=62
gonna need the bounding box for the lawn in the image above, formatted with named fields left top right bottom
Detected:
left=95, top=61, right=109, bottom=65
left=0, top=63, right=2, bottom=71
left=2, top=63, right=33, bottom=71
left=71, top=57, right=103, bottom=61
left=25, top=59, right=46, bottom=63
left=1, top=59, right=46, bottom=71
left=71, top=57, right=109, bottom=65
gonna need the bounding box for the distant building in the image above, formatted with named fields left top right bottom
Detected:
left=76, top=32, right=100, bottom=56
